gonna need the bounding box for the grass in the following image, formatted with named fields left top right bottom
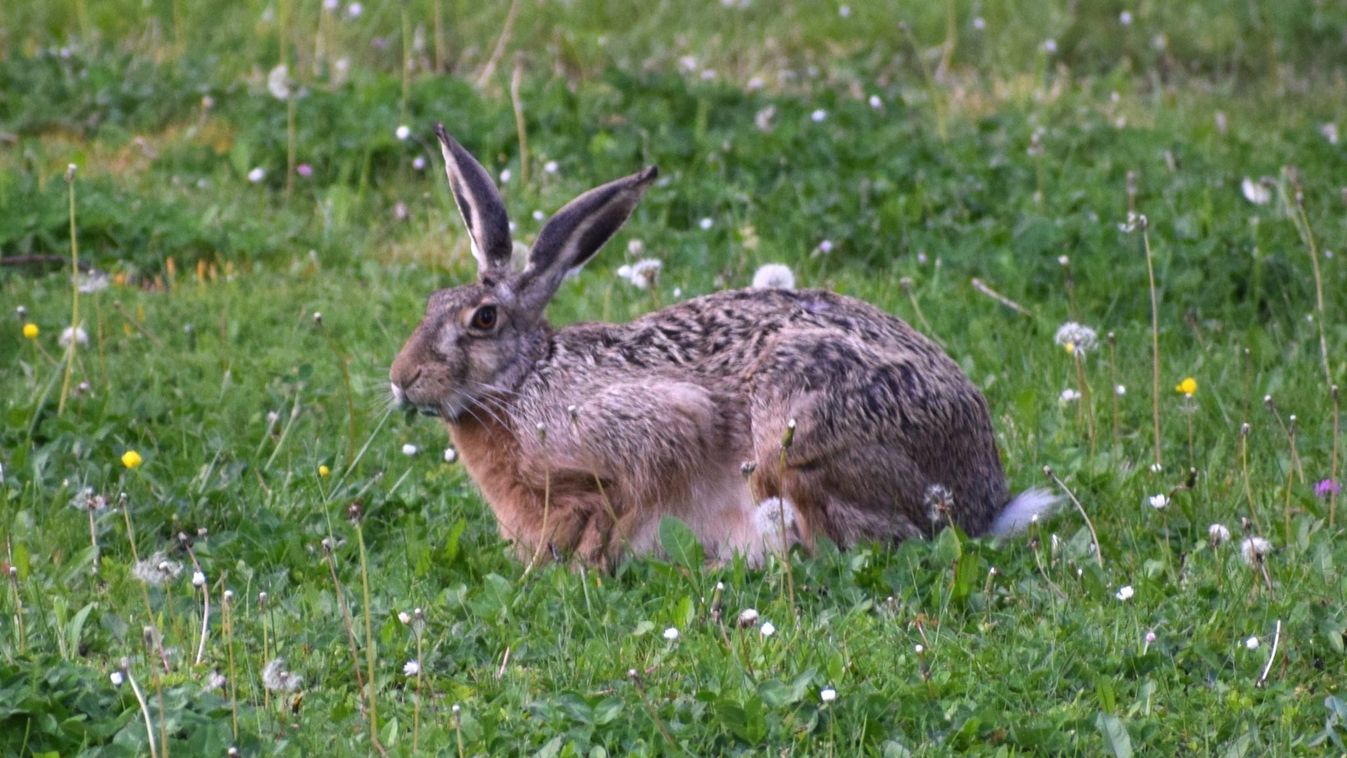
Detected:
left=3, top=0, right=1346, bottom=754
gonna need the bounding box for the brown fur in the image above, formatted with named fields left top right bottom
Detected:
left=391, top=128, right=1030, bottom=567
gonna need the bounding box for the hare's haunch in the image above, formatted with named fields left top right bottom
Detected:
left=391, top=126, right=1054, bottom=566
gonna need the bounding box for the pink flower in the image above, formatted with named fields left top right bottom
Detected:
left=1314, top=479, right=1340, bottom=498
left=296, top=164, right=313, bottom=178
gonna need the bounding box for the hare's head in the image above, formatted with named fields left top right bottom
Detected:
left=391, top=125, right=657, bottom=421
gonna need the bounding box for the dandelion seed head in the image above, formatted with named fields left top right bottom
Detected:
left=1239, top=536, right=1272, bottom=565
left=266, top=64, right=291, bottom=100
left=401, top=443, right=419, bottom=456
left=1147, top=494, right=1169, bottom=510
left=403, top=659, right=420, bottom=676
left=1059, top=388, right=1082, bottom=403
left=663, top=627, right=679, bottom=641
left=760, top=621, right=776, bottom=637
left=110, top=671, right=124, bottom=686
left=618, top=258, right=662, bottom=290
left=443, top=447, right=458, bottom=464
left=1116, top=585, right=1135, bottom=601
left=1207, top=523, right=1231, bottom=545
left=820, top=687, right=837, bottom=703
left=1054, top=322, right=1098, bottom=356
left=737, top=608, right=760, bottom=627
left=752, top=263, right=796, bottom=290
left=131, top=551, right=182, bottom=586
left=1245, top=636, right=1260, bottom=650
left=192, top=571, right=206, bottom=587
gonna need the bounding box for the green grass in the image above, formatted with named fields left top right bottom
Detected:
left=3, top=0, right=1347, bottom=754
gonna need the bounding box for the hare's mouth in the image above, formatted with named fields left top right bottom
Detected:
left=390, top=382, right=445, bottom=419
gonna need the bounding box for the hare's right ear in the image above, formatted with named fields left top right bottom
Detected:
left=435, top=125, right=513, bottom=280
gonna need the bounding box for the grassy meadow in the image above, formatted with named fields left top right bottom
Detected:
left=3, top=0, right=1347, bottom=754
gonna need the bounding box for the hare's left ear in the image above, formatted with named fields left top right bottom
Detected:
left=516, top=165, right=659, bottom=312
left=435, top=124, right=513, bottom=280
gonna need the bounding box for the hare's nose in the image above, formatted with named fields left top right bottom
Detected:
left=390, top=365, right=423, bottom=407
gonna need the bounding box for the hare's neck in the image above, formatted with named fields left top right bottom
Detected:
left=447, top=413, right=529, bottom=515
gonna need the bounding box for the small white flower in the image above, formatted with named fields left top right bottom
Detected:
left=346, top=2, right=363, bottom=18
left=543, top=160, right=559, bottom=174
left=760, top=621, right=776, bottom=637
left=1241, top=177, right=1271, bottom=205
left=1059, top=388, right=1082, bottom=403
left=698, top=217, right=714, bottom=230
left=627, top=239, right=645, bottom=256
left=1320, top=123, right=1339, bottom=145
left=412, top=156, right=426, bottom=171
left=403, top=659, right=420, bottom=676
left=1042, top=38, right=1058, bottom=54
left=1115, top=384, right=1126, bottom=396
left=402, top=443, right=418, bottom=456
left=1239, top=536, right=1272, bottom=565
left=323, top=0, right=339, bottom=9
left=1147, top=494, right=1169, bottom=510
left=532, top=210, right=545, bottom=221
left=398, top=611, right=412, bottom=625
left=262, top=658, right=302, bottom=692
left=1116, top=585, right=1134, bottom=601
left=1144, top=630, right=1156, bottom=644
left=1208, top=523, right=1231, bottom=545
left=820, top=687, right=837, bottom=703
left=838, top=5, right=851, bottom=17
left=663, top=627, right=679, bottom=641
left=752, top=263, right=795, bottom=290
left=443, top=447, right=458, bottom=464
left=395, top=125, right=411, bottom=141
left=78, top=270, right=110, bottom=293
left=266, top=64, right=291, bottom=101
left=1245, top=636, right=1260, bottom=650
left=972, top=16, right=986, bottom=30
left=810, top=109, right=828, bottom=123
left=914, top=644, right=924, bottom=654
left=192, top=571, right=206, bottom=588
left=247, top=167, right=266, bottom=184
left=110, top=671, right=125, bottom=687
left=868, top=94, right=882, bottom=110
left=816, top=239, right=834, bottom=254
left=736, top=608, right=759, bottom=627
left=1119, top=10, right=1133, bottom=26
left=1054, top=322, right=1098, bottom=356
left=1149, top=462, right=1163, bottom=473
left=205, top=671, right=227, bottom=692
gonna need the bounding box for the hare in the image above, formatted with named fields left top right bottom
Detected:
left=391, top=125, right=1055, bottom=567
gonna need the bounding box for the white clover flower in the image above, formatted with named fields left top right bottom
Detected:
left=820, top=687, right=837, bottom=703
left=914, top=644, right=924, bottom=654
left=395, top=125, right=411, bottom=141
left=838, top=5, right=851, bottom=17
left=531, top=210, right=545, bottom=221
left=543, top=160, right=559, bottom=174
left=1116, top=585, right=1134, bottom=601
left=1147, top=494, right=1169, bottom=510
left=618, top=259, right=662, bottom=290
left=1239, top=536, right=1272, bottom=565
left=1054, top=322, right=1098, bottom=356
left=346, top=2, right=363, bottom=18
left=752, top=263, right=795, bottom=290
left=499, top=168, right=512, bottom=184
left=1245, top=636, right=1260, bottom=650
left=698, top=217, right=714, bottom=231
left=1042, top=38, right=1058, bottom=54
left=247, top=167, right=266, bottom=184
left=403, top=659, right=420, bottom=676
left=810, top=109, right=828, bottom=123
left=1241, top=177, right=1271, bottom=205
left=132, top=552, right=183, bottom=586
left=816, top=239, right=834, bottom=254
left=401, top=443, right=418, bottom=456
left=58, top=325, right=88, bottom=348
left=412, top=156, right=426, bottom=171
left=110, top=671, right=124, bottom=687
left=663, top=627, right=679, bottom=641
left=868, top=94, right=882, bottom=109
left=398, top=611, right=412, bottom=625
left=443, top=447, right=458, bottom=464
left=1059, top=388, right=1081, bottom=403
left=1115, top=384, right=1126, bottom=396
left=972, top=16, right=986, bottom=30
left=1208, top=523, right=1231, bottom=545
left=1119, top=10, right=1133, bottom=26
left=266, top=64, right=291, bottom=101
left=760, top=621, right=776, bottom=637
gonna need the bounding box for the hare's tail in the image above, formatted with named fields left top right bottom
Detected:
left=988, top=488, right=1060, bottom=537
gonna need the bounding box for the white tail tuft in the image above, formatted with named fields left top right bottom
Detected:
left=989, top=488, right=1061, bottom=537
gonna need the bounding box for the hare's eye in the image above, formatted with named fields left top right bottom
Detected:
left=469, top=305, right=498, bottom=331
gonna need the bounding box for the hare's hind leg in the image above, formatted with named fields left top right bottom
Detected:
left=746, top=332, right=932, bottom=547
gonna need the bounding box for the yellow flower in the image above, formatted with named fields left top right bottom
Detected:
left=22, top=323, right=39, bottom=340
left=121, top=450, right=143, bottom=469
left=1176, top=377, right=1197, bottom=396
left=318, top=464, right=331, bottom=478
left=1064, top=341, right=1076, bottom=355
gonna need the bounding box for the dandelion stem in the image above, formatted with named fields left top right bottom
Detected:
left=509, top=56, right=529, bottom=186
left=1141, top=222, right=1163, bottom=470
left=1286, top=175, right=1331, bottom=384
left=1043, top=466, right=1103, bottom=568
left=57, top=166, right=80, bottom=416
left=1238, top=425, right=1267, bottom=540
left=87, top=507, right=100, bottom=577
left=1256, top=619, right=1282, bottom=688
left=432, top=0, right=446, bottom=72
left=969, top=277, right=1033, bottom=317
left=124, top=665, right=160, bottom=758
left=476, top=0, right=519, bottom=88
left=778, top=421, right=798, bottom=617
left=1107, top=332, right=1121, bottom=454
left=628, top=670, right=682, bottom=754
left=1071, top=351, right=1097, bottom=457
left=223, top=593, right=239, bottom=741
left=412, top=627, right=424, bottom=753
left=5, top=541, right=25, bottom=653
left=1331, top=386, right=1340, bottom=527
left=321, top=545, right=368, bottom=709
left=353, top=522, right=387, bottom=756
